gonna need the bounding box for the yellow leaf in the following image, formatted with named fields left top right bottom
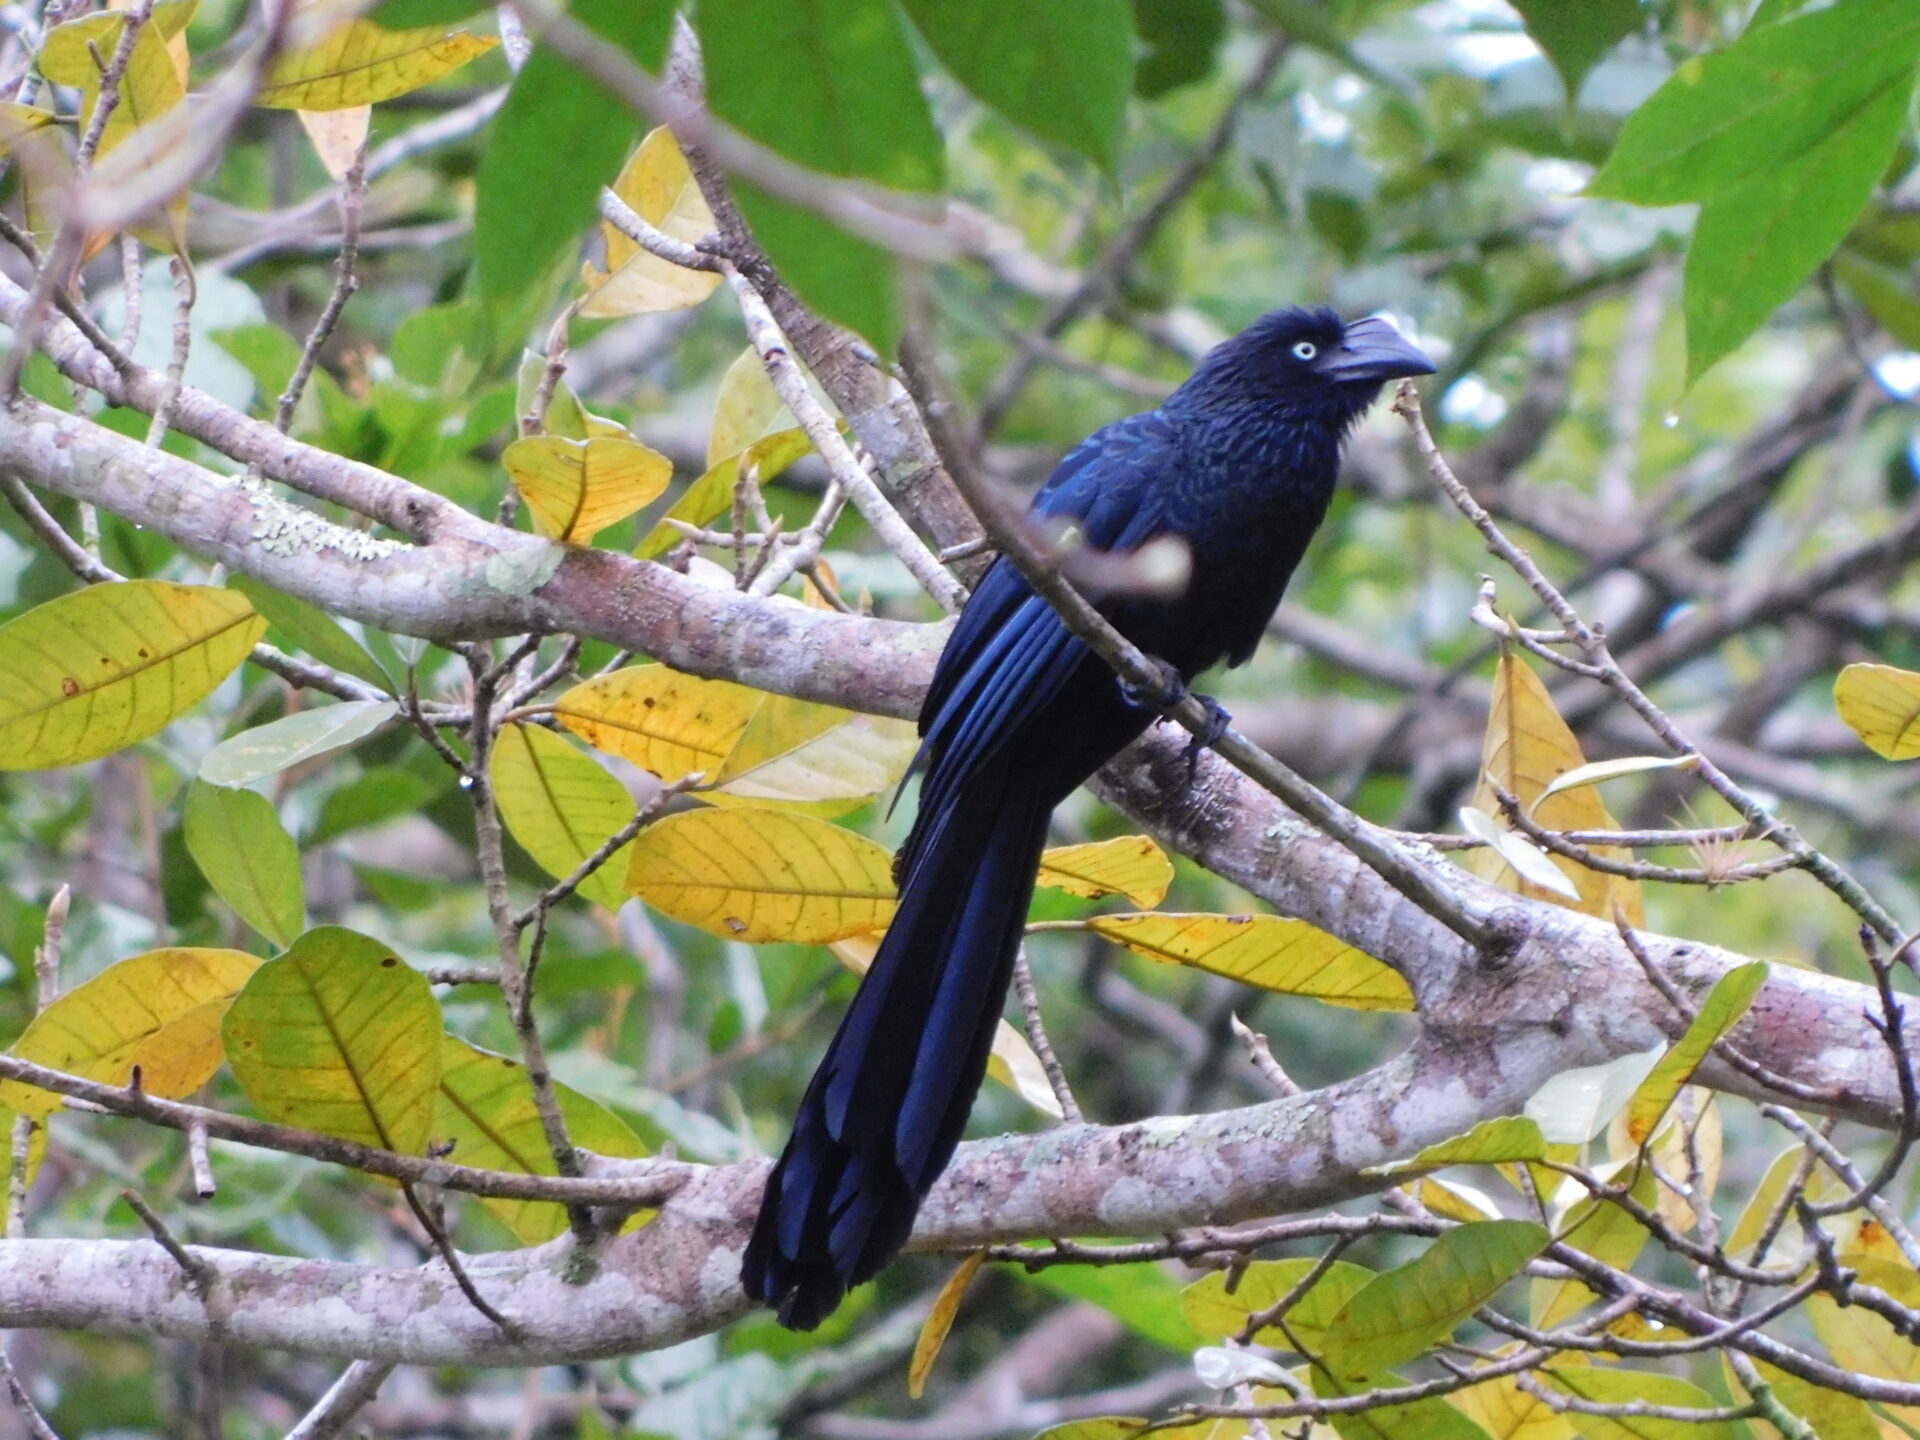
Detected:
left=503, top=435, right=673, bottom=544
left=830, top=933, right=1063, bottom=1117
left=707, top=347, right=808, bottom=469
left=1835, top=662, right=1920, bottom=759
left=1465, top=652, right=1644, bottom=924
left=1037, top=836, right=1173, bottom=908
left=221, top=927, right=441, bottom=1155
left=1449, top=1345, right=1576, bottom=1440
left=491, top=722, right=637, bottom=910
left=1725, top=1144, right=1844, bottom=1268
left=1810, top=1256, right=1920, bottom=1392
left=910, top=1250, right=985, bottom=1398
left=1088, top=912, right=1413, bottom=1011
left=297, top=104, right=368, bottom=179
left=0, top=580, right=265, bottom=770
left=254, top=20, right=498, bottom=110
left=635, top=430, right=814, bottom=560
left=555, top=665, right=764, bottom=781
left=580, top=126, right=723, bottom=317
left=433, top=1036, right=649, bottom=1245
left=40, top=13, right=183, bottom=161
left=0, top=947, right=259, bottom=1117
left=626, top=807, right=895, bottom=943
left=710, top=692, right=919, bottom=808
left=1410, top=1174, right=1502, bottom=1224
left=0, top=104, right=57, bottom=151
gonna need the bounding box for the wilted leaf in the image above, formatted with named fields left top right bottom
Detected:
left=182, top=779, right=306, bottom=947
left=828, top=932, right=1061, bottom=1117
left=1458, top=807, right=1582, bottom=902
left=222, top=927, right=441, bottom=1155
left=492, top=722, right=638, bottom=910
left=1088, top=912, right=1413, bottom=1011
left=1524, top=1047, right=1665, bottom=1145
left=581, top=126, right=723, bottom=317
left=709, top=694, right=918, bottom=810
left=909, top=1251, right=984, bottom=1398
left=1321, top=1220, right=1547, bottom=1379
left=1835, top=663, right=1920, bottom=759
left=0, top=581, right=264, bottom=770
left=297, top=105, right=370, bottom=179
left=1180, top=1257, right=1375, bottom=1351
left=1037, top=836, right=1174, bottom=909
left=1464, top=653, right=1644, bottom=923
left=433, top=1036, right=648, bottom=1244
left=1371, top=1116, right=1549, bottom=1174
left=255, top=20, right=498, bottom=109
left=0, top=947, right=259, bottom=1117
left=1624, top=963, right=1766, bottom=1145
left=1545, top=1366, right=1740, bottom=1440
left=200, top=700, right=399, bottom=787
left=627, top=807, right=895, bottom=943
left=555, top=665, right=763, bottom=781
left=503, top=435, right=673, bottom=544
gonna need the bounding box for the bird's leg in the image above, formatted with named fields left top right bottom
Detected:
left=1121, top=657, right=1233, bottom=780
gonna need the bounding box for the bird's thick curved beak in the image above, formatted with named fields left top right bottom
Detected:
left=1318, top=315, right=1435, bottom=383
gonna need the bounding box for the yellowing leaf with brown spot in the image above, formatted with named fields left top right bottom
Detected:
left=910, top=1250, right=984, bottom=1398
left=0, top=947, right=259, bottom=1118
left=1465, top=652, right=1644, bottom=924
left=626, top=807, right=895, bottom=943
left=0, top=580, right=265, bottom=770
left=830, top=932, right=1061, bottom=1117
left=1089, top=912, right=1413, bottom=1011
left=554, top=665, right=764, bottom=781
left=581, top=126, right=723, bottom=317
left=503, top=435, right=673, bottom=544
left=1835, top=663, right=1920, bottom=759
left=254, top=20, right=498, bottom=110
left=491, top=722, right=637, bottom=910
left=222, top=927, right=441, bottom=1156
left=710, top=692, right=919, bottom=810
left=1037, top=836, right=1173, bottom=908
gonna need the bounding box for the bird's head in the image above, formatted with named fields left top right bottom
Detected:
left=1178, top=306, right=1436, bottom=422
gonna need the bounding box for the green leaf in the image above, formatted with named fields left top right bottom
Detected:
left=372, top=0, right=485, bottom=22
left=1180, top=1257, right=1375, bottom=1351
left=1835, top=248, right=1920, bottom=349
left=0, top=581, right=265, bottom=770
left=1509, top=0, right=1642, bottom=102
left=1311, top=1365, right=1496, bottom=1440
left=1732, top=1356, right=1880, bottom=1440
left=222, top=927, right=442, bottom=1155
left=1624, top=963, right=1766, bottom=1145
left=1320, top=1220, right=1548, bottom=1379
left=433, top=1036, right=648, bottom=1244
left=1684, top=75, right=1912, bottom=382
left=1024, top=1259, right=1202, bottom=1353
left=898, top=0, right=1132, bottom=167
left=182, top=780, right=305, bottom=947
left=473, top=0, right=676, bottom=315
left=733, top=183, right=904, bottom=356
left=252, top=19, right=497, bottom=110
left=1545, top=1367, right=1740, bottom=1440
left=1588, top=0, right=1920, bottom=205
left=227, top=575, right=394, bottom=694
left=200, top=700, right=399, bottom=787
left=699, top=0, right=943, bottom=193
left=1369, top=1116, right=1549, bottom=1174
left=1131, top=0, right=1224, bottom=97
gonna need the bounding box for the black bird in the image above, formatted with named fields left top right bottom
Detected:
left=743, top=307, right=1435, bottom=1329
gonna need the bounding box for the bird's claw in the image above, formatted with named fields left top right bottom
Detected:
left=1120, top=659, right=1230, bottom=780
left=1181, top=693, right=1231, bottom=779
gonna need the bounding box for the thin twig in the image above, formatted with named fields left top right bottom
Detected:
left=142, top=253, right=194, bottom=449
left=285, top=1361, right=396, bottom=1440
left=1011, top=945, right=1082, bottom=1124
left=119, top=1188, right=213, bottom=1297
left=276, top=154, right=365, bottom=432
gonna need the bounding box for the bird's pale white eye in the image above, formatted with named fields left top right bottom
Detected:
left=1291, top=341, right=1318, bottom=361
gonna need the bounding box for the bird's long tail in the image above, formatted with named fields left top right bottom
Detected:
left=743, top=767, right=1050, bottom=1329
